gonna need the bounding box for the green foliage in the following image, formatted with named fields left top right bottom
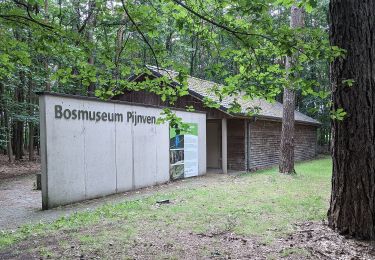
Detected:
left=330, top=108, right=347, bottom=121
left=0, top=0, right=338, bottom=150
left=1, top=0, right=338, bottom=97
left=156, top=108, right=190, bottom=133
left=342, top=79, right=355, bottom=88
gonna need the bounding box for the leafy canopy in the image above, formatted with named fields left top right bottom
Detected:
left=0, top=0, right=343, bottom=129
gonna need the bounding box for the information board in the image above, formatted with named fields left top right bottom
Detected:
left=169, top=123, right=199, bottom=180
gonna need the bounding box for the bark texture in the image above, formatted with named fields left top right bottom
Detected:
left=87, top=0, right=96, bottom=97
left=44, top=0, right=51, bottom=91
left=28, top=72, right=35, bottom=161
left=5, top=111, right=14, bottom=163
left=328, top=0, right=375, bottom=239
left=279, top=77, right=296, bottom=174
left=279, top=6, right=304, bottom=174
left=14, top=71, right=25, bottom=160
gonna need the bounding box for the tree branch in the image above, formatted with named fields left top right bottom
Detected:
left=171, top=0, right=275, bottom=43
left=0, top=15, right=29, bottom=27
left=120, top=0, right=160, bottom=69
left=0, top=14, right=53, bottom=30
left=78, top=0, right=95, bottom=33
left=171, top=0, right=310, bottom=63
left=11, top=0, right=53, bottom=29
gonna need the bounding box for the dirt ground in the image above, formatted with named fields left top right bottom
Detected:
left=1, top=157, right=375, bottom=259
left=0, top=154, right=41, bottom=179
left=1, top=220, right=374, bottom=259
left=109, top=221, right=375, bottom=259
left=0, top=154, right=43, bottom=229
left=0, top=174, right=42, bottom=230
left=0, top=168, right=233, bottom=230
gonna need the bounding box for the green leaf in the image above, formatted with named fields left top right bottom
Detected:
left=330, top=108, right=347, bottom=121
left=342, top=79, right=355, bottom=87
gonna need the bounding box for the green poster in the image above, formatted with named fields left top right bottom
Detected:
left=169, top=123, right=198, bottom=180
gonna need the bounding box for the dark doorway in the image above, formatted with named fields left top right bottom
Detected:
left=206, top=120, right=222, bottom=169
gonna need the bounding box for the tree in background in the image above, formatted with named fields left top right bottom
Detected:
left=328, top=0, right=375, bottom=239
left=279, top=6, right=304, bottom=174
left=0, top=0, right=336, bottom=169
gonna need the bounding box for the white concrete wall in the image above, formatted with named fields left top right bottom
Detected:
left=40, top=94, right=206, bottom=209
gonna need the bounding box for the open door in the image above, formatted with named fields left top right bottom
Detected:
left=206, top=120, right=221, bottom=169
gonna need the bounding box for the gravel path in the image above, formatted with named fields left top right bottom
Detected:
left=0, top=173, right=230, bottom=231
left=0, top=175, right=41, bottom=230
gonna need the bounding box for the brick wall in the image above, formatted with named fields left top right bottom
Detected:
left=294, top=124, right=319, bottom=161
left=248, top=120, right=318, bottom=171
left=114, top=90, right=318, bottom=172
left=227, top=119, right=246, bottom=171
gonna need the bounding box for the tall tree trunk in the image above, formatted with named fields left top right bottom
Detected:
left=87, top=0, right=96, bottom=96
left=328, top=0, right=375, bottom=239
left=14, top=120, right=24, bottom=160
left=28, top=73, right=35, bottom=161
left=44, top=0, right=51, bottom=91
left=5, top=111, right=14, bottom=163
left=189, top=34, right=198, bottom=76
left=165, top=31, right=173, bottom=53
left=114, top=13, right=127, bottom=86
left=28, top=122, right=34, bottom=160
left=14, top=71, right=25, bottom=160
left=279, top=6, right=304, bottom=174
left=279, top=68, right=296, bottom=174
left=0, top=82, right=4, bottom=155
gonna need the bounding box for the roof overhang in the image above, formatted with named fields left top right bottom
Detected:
left=125, top=66, right=322, bottom=126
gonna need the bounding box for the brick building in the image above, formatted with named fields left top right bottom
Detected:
left=113, top=66, right=320, bottom=173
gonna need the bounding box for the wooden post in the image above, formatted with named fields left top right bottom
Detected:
left=244, top=119, right=249, bottom=171
left=222, top=118, right=228, bottom=174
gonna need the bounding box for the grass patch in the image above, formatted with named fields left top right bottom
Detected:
left=38, top=246, right=55, bottom=258
left=280, top=247, right=310, bottom=257
left=0, top=157, right=332, bottom=256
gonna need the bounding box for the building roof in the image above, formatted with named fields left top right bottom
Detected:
left=139, top=66, right=320, bottom=126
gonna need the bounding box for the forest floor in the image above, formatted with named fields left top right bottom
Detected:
left=0, top=153, right=40, bottom=179
left=1, top=157, right=375, bottom=259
